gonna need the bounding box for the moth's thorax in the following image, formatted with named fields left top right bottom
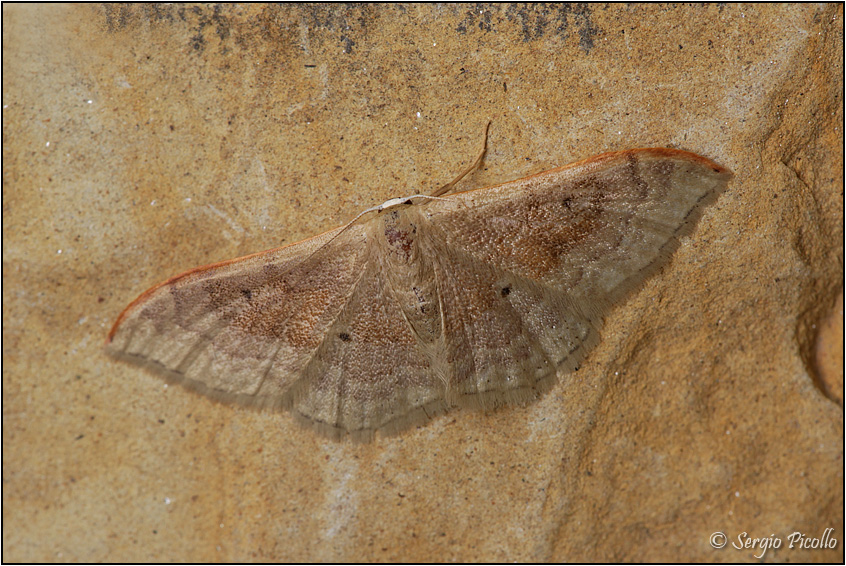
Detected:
left=379, top=204, right=422, bottom=263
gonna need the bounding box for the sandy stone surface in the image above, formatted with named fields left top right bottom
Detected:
left=3, top=4, right=842, bottom=562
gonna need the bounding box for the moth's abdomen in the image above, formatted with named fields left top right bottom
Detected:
left=379, top=207, right=443, bottom=345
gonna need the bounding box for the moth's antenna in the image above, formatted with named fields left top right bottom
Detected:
left=430, top=120, right=491, bottom=197
left=301, top=123, right=493, bottom=262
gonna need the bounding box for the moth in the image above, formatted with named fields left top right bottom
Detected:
left=107, top=130, right=731, bottom=441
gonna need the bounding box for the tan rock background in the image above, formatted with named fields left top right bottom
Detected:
left=3, top=3, right=842, bottom=562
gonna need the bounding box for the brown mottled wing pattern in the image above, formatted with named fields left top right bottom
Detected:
left=107, top=224, right=372, bottom=409
left=107, top=148, right=731, bottom=440
left=421, top=149, right=731, bottom=404
left=108, top=220, right=450, bottom=441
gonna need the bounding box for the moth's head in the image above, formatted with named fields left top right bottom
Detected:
left=376, top=196, right=416, bottom=213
